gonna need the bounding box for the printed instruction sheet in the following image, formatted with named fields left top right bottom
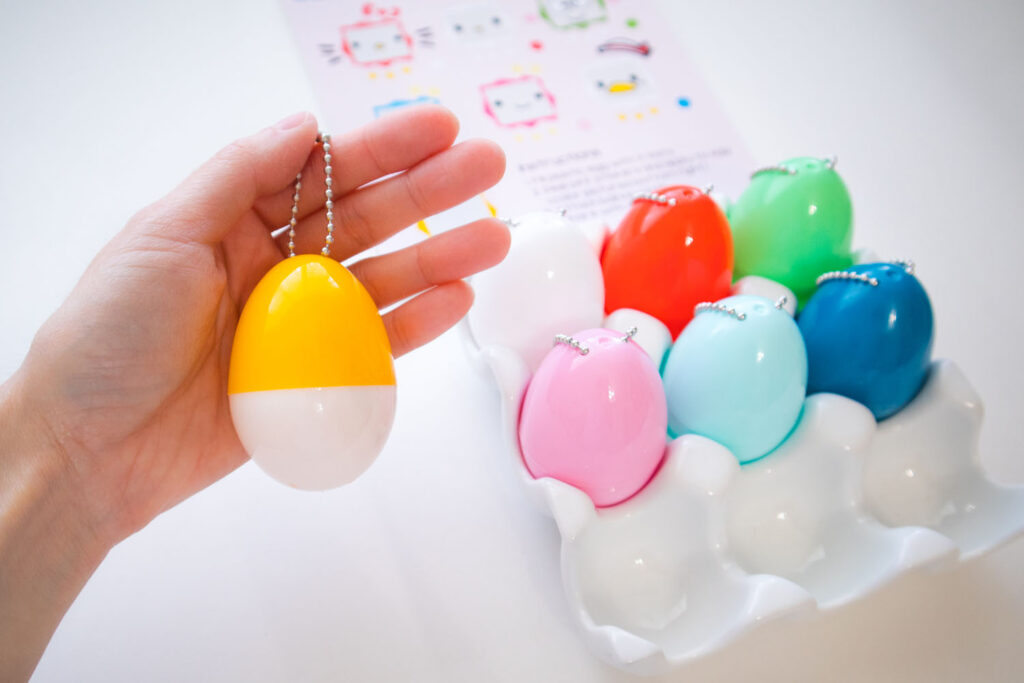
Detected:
left=281, top=0, right=754, bottom=249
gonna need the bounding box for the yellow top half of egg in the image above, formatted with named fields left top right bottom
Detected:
left=228, top=255, right=395, bottom=394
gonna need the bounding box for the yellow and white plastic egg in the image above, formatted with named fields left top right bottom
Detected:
left=228, top=255, right=395, bottom=490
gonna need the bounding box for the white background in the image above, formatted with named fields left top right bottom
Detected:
left=2, top=1, right=1023, bottom=681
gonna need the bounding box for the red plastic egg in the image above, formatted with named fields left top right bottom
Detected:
left=601, top=186, right=733, bottom=338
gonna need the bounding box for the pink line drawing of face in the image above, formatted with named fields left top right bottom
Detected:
left=480, top=75, right=557, bottom=128
left=340, top=17, right=413, bottom=67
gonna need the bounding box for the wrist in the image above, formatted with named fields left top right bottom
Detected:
left=0, top=370, right=112, bottom=682
left=0, top=367, right=113, bottom=554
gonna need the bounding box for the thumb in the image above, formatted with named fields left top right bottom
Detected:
left=146, top=112, right=320, bottom=244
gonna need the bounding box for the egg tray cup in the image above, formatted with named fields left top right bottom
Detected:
left=461, top=286, right=1024, bottom=676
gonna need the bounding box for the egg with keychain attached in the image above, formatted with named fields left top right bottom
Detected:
left=601, top=186, right=733, bottom=338
left=731, top=156, right=854, bottom=305
left=518, top=328, right=667, bottom=507
left=798, top=262, right=933, bottom=420
left=468, top=211, right=604, bottom=372
left=229, top=255, right=396, bottom=490
left=662, top=295, right=807, bottom=463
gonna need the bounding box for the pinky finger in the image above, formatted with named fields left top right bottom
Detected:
left=383, top=281, right=474, bottom=358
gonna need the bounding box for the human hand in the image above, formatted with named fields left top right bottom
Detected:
left=17, top=106, right=507, bottom=540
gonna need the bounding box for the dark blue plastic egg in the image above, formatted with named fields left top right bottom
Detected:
left=798, top=262, right=933, bottom=420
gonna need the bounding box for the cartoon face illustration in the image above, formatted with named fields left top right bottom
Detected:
left=587, top=60, right=655, bottom=101
left=480, top=75, right=557, bottom=128
left=340, top=18, right=413, bottom=67
left=538, top=0, right=608, bottom=29
left=445, top=3, right=510, bottom=41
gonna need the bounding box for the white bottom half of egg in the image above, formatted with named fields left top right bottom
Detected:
left=230, top=385, right=396, bottom=491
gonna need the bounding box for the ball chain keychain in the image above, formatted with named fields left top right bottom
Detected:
left=692, top=295, right=788, bottom=322
left=632, top=185, right=715, bottom=208
left=553, top=326, right=638, bottom=356
left=751, top=155, right=838, bottom=178
left=287, top=133, right=335, bottom=257
left=816, top=259, right=916, bottom=288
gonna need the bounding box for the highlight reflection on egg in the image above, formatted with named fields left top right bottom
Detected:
left=229, top=255, right=396, bottom=490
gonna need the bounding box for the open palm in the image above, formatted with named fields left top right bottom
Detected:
left=18, top=107, right=507, bottom=544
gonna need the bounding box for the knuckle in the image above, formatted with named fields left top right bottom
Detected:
left=212, top=139, right=259, bottom=190
left=216, top=138, right=255, bottom=166
left=361, top=127, right=388, bottom=176
left=335, top=196, right=373, bottom=252
left=413, top=242, right=435, bottom=287
left=403, top=171, right=431, bottom=217
left=389, top=314, right=414, bottom=356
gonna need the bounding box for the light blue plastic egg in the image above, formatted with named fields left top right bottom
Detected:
left=662, top=294, right=808, bottom=463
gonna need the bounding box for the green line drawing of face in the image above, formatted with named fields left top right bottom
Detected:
left=538, top=0, right=608, bottom=30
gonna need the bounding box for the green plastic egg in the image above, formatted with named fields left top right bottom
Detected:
left=730, top=157, right=854, bottom=304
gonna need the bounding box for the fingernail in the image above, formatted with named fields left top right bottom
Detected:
left=275, top=111, right=310, bottom=131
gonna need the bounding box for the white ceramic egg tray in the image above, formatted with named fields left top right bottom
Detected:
left=461, top=223, right=1024, bottom=676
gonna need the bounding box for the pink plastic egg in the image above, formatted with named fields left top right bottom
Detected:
left=518, top=328, right=668, bottom=507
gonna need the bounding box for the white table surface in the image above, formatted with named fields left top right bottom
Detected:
left=2, top=1, right=1023, bottom=681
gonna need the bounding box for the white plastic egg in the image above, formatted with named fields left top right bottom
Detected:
left=468, top=211, right=605, bottom=371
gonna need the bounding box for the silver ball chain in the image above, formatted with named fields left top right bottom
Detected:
left=553, top=328, right=639, bottom=356
left=287, top=132, right=335, bottom=258
left=816, top=270, right=879, bottom=287
left=694, top=301, right=747, bottom=321
left=750, top=155, right=837, bottom=179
